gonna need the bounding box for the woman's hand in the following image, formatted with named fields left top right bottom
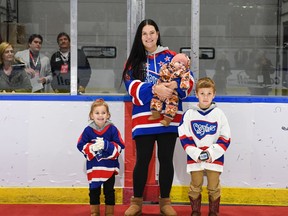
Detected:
left=154, top=83, right=175, bottom=100
left=165, top=81, right=178, bottom=90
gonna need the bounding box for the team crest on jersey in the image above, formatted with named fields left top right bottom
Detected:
left=191, top=120, right=217, bottom=140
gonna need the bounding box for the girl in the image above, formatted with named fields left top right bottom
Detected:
left=77, top=99, right=125, bottom=216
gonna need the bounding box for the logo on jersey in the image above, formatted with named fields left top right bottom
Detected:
left=191, top=120, right=217, bottom=140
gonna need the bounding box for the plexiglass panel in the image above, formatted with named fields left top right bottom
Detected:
left=146, top=0, right=192, bottom=55
left=1, top=0, right=71, bottom=94
left=1, top=0, right=287, bottom=96
left=78, top=0, right=127, bottom=94
left=199, top=0, right=280, bottom=96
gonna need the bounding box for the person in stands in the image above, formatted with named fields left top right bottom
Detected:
left=50, top=32, right=91, bottom=93
left=15, top=34, right=53, bottom=93
left=0, top=42, right=32, bottom=93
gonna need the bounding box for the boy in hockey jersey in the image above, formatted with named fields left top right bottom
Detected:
left=178, top=77, right=231, bottom=216
left=77, top=99, right=125, bottom=216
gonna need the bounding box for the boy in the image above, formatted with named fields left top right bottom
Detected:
left=178, top=77, right=231, bottom=216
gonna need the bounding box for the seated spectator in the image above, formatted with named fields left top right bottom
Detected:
left=0, top=42, right=32, bottom=93
left=50, top=32, right=91, bottom=93
left=15, top=34, right=53, bottom=93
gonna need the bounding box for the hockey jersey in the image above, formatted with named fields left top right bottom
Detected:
left=178, top=103, right=231, bottom=173
left=124, top=46, right=194, bottom=138
left=77, top=121, right=125, bottom=189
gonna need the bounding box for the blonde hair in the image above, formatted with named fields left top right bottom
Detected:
left=0, top=42, right=22, bottom=65
left=196, top=77, right=216, bottom=93
left=89, top=99, right=111, bottom=120
left=0, top=42, right=13, bottom=64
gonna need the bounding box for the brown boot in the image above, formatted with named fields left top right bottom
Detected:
left=105, top=205, right=114, bottom=216
left=160, top=116, right=172, bottom=127
left=148, top=110, right=161, bottom=120
left=124, top=197, right=143, bottom=216
left=90, top=205, right=100, bottom=216
left=208, top=196, right=220, bottom=216
left=159, top=197, right=177, bottom=216
left=189, top=195, right=201, bottom=216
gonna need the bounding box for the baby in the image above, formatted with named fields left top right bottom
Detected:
left=149, top=53, right=191, bottom=126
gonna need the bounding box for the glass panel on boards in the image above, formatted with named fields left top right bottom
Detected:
left=0, top=0, right=71, bottom=94
left=78, top=0, right=127, bottom=94
left=199, top=1, right=281, bottom=96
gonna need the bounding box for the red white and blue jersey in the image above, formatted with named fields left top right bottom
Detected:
left=178, top=103, right=231, bottom=173
left=77, top=121, right=125, bottom=189
left=124, top=46, right=194, bottom=138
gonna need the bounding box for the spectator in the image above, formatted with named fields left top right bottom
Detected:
left=213, top=52, right=231, bottom=95
left=0, top=42, right=32, bottom=93
left=15, top=34, right=53, bottom=93
left=50, top=32, right=91, bottom=93
left=245, top=50, right=274, bottom=95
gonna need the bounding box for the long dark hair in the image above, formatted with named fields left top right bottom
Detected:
left=121, top=19, right=162, bottom=83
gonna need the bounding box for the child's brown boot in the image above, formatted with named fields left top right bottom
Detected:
left=208, top=196, right=220, bottom=216
left=189, top=195, right=201, bottom=216
left=105, top=205, right=114, bottom=216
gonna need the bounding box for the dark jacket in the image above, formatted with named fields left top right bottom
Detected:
left=0, top=61, right=32, bottom=93
left=50, top=49, right=91, bottom=93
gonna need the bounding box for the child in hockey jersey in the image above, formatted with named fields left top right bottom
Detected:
left=178, top=77, right=231, bottom=216
left=77, top=99, right=125, bottom=216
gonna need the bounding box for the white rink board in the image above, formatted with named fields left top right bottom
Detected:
left=0, top=100, right=287, bottom=189
left=174, top=102, right=288, bottom=188
left=0, top=101, right=125, bottom=188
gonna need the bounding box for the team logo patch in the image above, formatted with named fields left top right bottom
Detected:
left=191, top=120, right=217, bottom=140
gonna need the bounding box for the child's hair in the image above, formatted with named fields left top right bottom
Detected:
left=89, top=98, right=110, bottom=120
left=196, top=77, right=216, bottom=93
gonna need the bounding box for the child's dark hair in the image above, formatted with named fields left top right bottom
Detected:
left=89, top=99, right=110, bottom=120
left=196, top=77, right=216, bottom=93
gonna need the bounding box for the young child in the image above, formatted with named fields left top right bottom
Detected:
left=77, top=99, right=125, bottom=216
left=178, top=77, right=231, bottom=216
left=149, top=53, right=191, bottom=126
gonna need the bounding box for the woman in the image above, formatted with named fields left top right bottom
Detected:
left=15, top=34, right=53, bottom=93
left=121, top=19, right=194, bottom=216
left=0, top=42, right=32, bottom=93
